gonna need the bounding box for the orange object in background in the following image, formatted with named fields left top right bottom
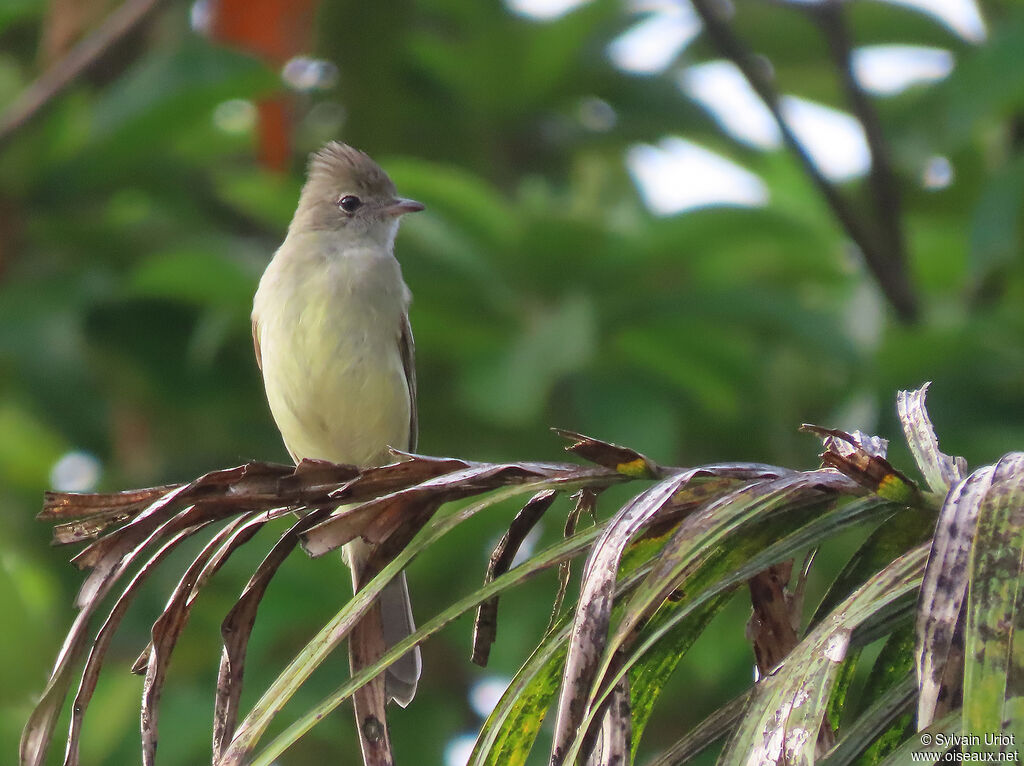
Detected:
left=208, top=0, right=321, bottom=171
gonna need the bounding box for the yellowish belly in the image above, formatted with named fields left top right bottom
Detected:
left=263, top=337, right=411, bottom=467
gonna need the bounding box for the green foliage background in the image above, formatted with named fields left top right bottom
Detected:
left=1, top=0, right=1022, bottom=763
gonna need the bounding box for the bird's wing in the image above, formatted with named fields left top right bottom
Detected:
left=399, top=310, right=418, bottom=453
left=251, top=316, right=263, bottom=371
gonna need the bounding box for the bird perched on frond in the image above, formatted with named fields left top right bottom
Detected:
left=252, top=141, right=424, bottom=760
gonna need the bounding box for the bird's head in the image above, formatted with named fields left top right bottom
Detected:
left=291, top=141, right=424, bottom=249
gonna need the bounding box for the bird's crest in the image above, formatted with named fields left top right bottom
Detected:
left=307, top=141, right=396, bottom=198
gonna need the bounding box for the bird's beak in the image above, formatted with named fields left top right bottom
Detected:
left=385, top=197, right=425, bottom=217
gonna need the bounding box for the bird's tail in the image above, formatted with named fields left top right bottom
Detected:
left=344, top=538, right=421, bottom=707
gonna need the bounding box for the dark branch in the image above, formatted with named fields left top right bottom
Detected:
left=810, top=0, right=911, bottom=312
left=690, top=0, right=918, bottom=322
left=0, top=0, right=170, bottom=151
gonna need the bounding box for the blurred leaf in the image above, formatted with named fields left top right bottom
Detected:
left=0, top=403, right=65, bottom=490
left=386, top=158, right=517, bottom=253
left=0, top=54, right=26, bottom=109
left=212, top=167, right=301, bottom=231
left=969, top=152, right=1024, bottom=283
left=845, top=0, right=978, bottom=49
left=612, top=324, right=745, bottom=418
left=406, top=1, right=618, bottom=118
left=462, top=293, right=597, bottom=425
left=570, top=375, right=681, bottom=462
left=93, top=40, right=273, bottom=134
left=127, top=246, right=257, bottom=315
left=0, top=545, right=61, bottom=688
left=895, top=13, right=1024, bottom=151
left=77, top=669, right=140, bottom=765
left=0, top=0, right=37, bottom=34
left=84, top=298, right=202, bottom=399
left=60, top=39, right=276, bottom=186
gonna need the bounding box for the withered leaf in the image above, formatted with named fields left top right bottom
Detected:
left=550, top=470, right=696, bottom=765
left=21, top=513, right=198, bottom=766
left=39, top=484, right=181, bottom=522
left=916, top=467, right=989, bottom=729
left=213, top=510, right=327, bottom=758
left=897, top=384, right=968, bottom=494
left=584, top=674, right=631, bottom=766
left=63, top=522, right=216, bottom=766
left=555, top=429, right=662, bottom=479
left=140, top=513, right=270, bottom=766
left=472, top=490, right=559, bottom=667
left=747, top=561, right=799, bottom=679
left=549, top=489, right=599, bottom=634
left=802, top=425, right=921, bottom=505
left=301, top=460, right=608, bottom=558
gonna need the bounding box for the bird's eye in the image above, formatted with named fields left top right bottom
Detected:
left=337, top=195, right=362, bottom=213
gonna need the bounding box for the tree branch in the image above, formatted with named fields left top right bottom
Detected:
left=810, top=0, right=911, bottom=313
left=690, top=0, right=918, bottom=322
left=0, top=0, right=170, bottom=151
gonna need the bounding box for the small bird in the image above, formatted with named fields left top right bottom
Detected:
left=251, top=143, right=424, bottom=732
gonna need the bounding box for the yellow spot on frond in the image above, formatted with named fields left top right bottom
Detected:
left=616, top=458, right=650, bottom=478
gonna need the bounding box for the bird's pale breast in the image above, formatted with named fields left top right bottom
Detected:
left=254, top=236, right=411, bottom=467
